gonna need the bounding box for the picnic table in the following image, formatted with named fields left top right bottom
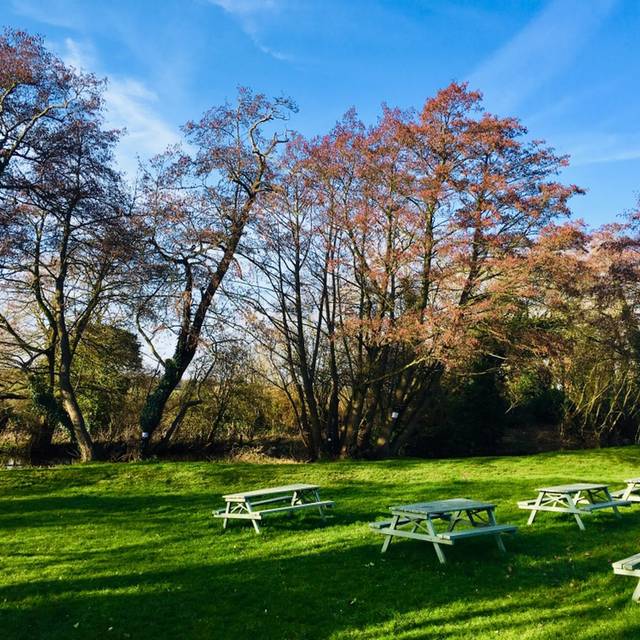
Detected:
left=612, top=552, right=640, bottom=602
left=213, top=483, right=334, bottom=534
left=370, top=498, right=517, bottom=564
left=612, top=478, right=640, bottom=503
left=518, top=483, right=631, bottom=530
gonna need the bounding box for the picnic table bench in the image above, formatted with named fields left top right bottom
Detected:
left=613, top=552, right=640, bottom=602
left=213, top=483, right=334, bottom=534
left=518, top=483, right=631, bottom=530
left=611, top=478, right=640, bottom=503
left=370, top=498, right=517, bottom=564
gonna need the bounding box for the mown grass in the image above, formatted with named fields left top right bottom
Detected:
left=2, top=447, right=640, bottom=639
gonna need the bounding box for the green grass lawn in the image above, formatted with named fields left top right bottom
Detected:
left=2, top=448, right=640, bottom=639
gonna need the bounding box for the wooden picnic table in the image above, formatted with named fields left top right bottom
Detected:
left=370, top=498, right=517, bottom=564
left=213, top=483, right=334, bottom=534
left=518, top=483, right=631, bottom=530
left=612, top=478, right=640, bottom=503
left=613, top=552, right=640, bottom=602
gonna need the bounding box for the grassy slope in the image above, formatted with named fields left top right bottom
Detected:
left=2, top=448, right=640, bottom=639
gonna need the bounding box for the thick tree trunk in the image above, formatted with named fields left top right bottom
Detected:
left=341, top=384, right=366, bottom=457
left=355, top=390, right=380, bottom=455
left=59, top=345, right=95, bottom=462
left=55, top=263, right=95, bottom=461
left=46, top=200, right=96, bottom=461
left=299, top=376, right=323, bottom=459
left=324, top=264, right=341, bottom=458
left=140, top=357, right=189, bottom=455
left=139, top=202, right=254, bottom=455
left=325, top=377, right=340, bottom=457
left=389, top=365, right=443, bottom=456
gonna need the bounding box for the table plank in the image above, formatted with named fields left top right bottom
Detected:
left=536, top=483, right=608, bottom=493
left=581, top=499, right=631, bottom=511
left=258, top=500, right=334, bottom=516
left=439, top=524, right=517, bottom=540
left=390, top=498, right=495, bottom=515
left=223, top=484, right=319, bottom=500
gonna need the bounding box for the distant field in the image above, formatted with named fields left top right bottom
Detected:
left=2, top=448, right=640, bottom=639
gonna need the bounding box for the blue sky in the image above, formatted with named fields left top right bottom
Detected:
left=5, top=0, right=639, bottom=226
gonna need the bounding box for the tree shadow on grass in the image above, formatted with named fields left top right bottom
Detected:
left=0, top=493, right=214, bottom=531
left=1, top=533, right=637, bottom=640
left=2, top=486, right=640, bottom=639
left=4, top=468, right=640, bottom=639
left=5, top=472, right=640, bottom=535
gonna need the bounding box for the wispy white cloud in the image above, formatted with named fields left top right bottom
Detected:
left=563, top=132, right=640, bottom=167
left=208, top=0, right=292, bottom=61
left=468, top=0, right=617, bottom=114
left=209, top=0, right=279, bottom=15
left=62, top=36, right=96, bottom=70
left=10, top=0, right=81, bottom=29
left=61, top=38, right=180, bottom=178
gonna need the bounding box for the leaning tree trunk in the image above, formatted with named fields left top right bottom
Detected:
left=58, top=342, right=95, bottom=462
left=139, top=356, right=189, bottom=456
left=139, top=214, right=252, bottom=456
left=55, top=283, right=95, bottom=461
left=157, top=392, right=202, bottom=452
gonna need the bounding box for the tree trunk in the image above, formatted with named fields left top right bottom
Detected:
left=139, top=207, right=253, bottom=454
left=58, top=342, right=95, bottom=461
left=157, top=398, right=202, bottom=453
left=140, top=357, right=187, bottom=456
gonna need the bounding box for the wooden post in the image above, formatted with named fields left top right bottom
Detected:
left=488, top=508, right=507, bottom=553
left=425, top=517, right=447, bottom=564
left=245, top=500, right=261, bottom=534
left=381, top=515, right=400, bottom=553
left=604, top=487, right=622, bottom=518
left=527, top=492, right=544, bottom=525
left=564, top=493, right=586, bottom=531
left=314, top=489, right=326, bottom=521
left=222, top=501, right=230, bottom=530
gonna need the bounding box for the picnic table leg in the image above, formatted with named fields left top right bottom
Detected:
left=447, top=511, right=463, bottom=532
left=313, top=489, right=327, bottom=521
left=245, top=500, right=261, bottom=534
left=467, top=508, right=489, bottom=527
left=604, top=487, right=622, bottom=518
left=564, top=493, right=586, bottom=531
left=425, top=517, right=446, bottom=564
left=222, top=501, right=231, bottom=530
left=527, top=492, right=544, bottom=525
left=633, top=580, right=640, bottom=603
left=487, top=509, right=507, bottom=553
left=381, top=515, right=400, bottom=553
left=288, top=491, right=301, bottom=518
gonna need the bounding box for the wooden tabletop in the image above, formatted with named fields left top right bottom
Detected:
left=536, top=483, right=608, bottom=493
left=390, top=498, right=495, bottom=515
left=223, top=484, right=319, bottom=500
